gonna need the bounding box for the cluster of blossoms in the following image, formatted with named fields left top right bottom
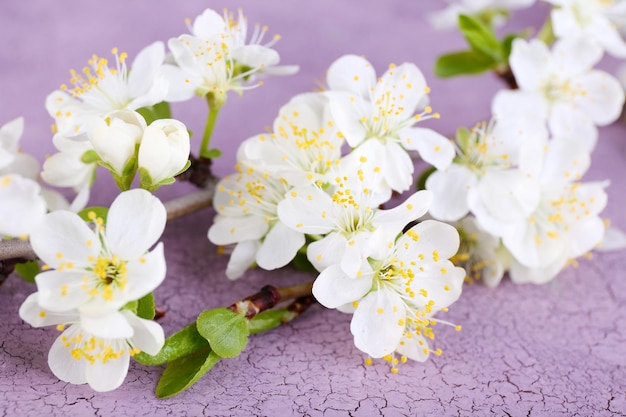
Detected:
left=426, top=0, right=626, bottom=285
left=4, top=1, right=626, bottom=395
left=209, top=55, right=466, bottom=368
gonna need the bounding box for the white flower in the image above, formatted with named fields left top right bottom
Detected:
left=426, top=114, right=547, bottom=222
left=87, top=110, right=146, bottom=177
left=208, top=161, right=304, bottom=279
left=313, top=219, right=465, bottom=363
left=29, top=189, right=167, bottom=315
left=46, top=42, right=169, bottom=140
left=167, top=8, right=296, bottom=102
left=138, top=119, right=190, bottom=188
left=238, top=93, right=344, bottom=186
left=429, top=0, right=537, bottom=30
left=0, top=117, right=24, bottom=169
left=547, top=0, right=626, bottom=58
left=19, top=293, right=164, bottom=392
left=326, top=55, right=454, bottom=192
left=0, top=175, right=47, bottom=237
left=277, top=162, right=432, bottom=277
left=494, top=37, right=625, bottom=151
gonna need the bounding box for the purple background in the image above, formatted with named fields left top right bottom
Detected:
left=1, top=1, right=626, bottom=416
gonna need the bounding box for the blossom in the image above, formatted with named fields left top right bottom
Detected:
left=238, top=92, right=344, bottom=186
left=312, top=219, right=465, bottom=363
left=166, top=8, right=296, bottom=102
left=208, top=161, right=305, bottom=279
left=494, top=37, right=625, bottom=151
left=325, top=55, right=454, bottom=192
left=278, top=162, right=432, bottom=277
left=426, top=113, right=547, bottom=222
left=46, top=42, right=169, bottom=140
left=19, top=293, right=164, bottom=392
left=429, top=0, right=537, bottom=30
left=138, top=119, right=191, bottom=189
left=29, top=189, right=167, bottom=315
left=547, top=0, right=626, bottom=58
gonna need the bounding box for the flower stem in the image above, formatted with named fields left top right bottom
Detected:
left=228, top=282, right=314, bottom=318
left=199, top=94, right=223, bottom=159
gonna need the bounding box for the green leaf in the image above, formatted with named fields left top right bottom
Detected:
left=14, top=260, right=40, bottom=283
left=134, top=322, right=209, bottom=366
left=123, top=300, right=138, bottom=314
left=456, top=127, right=472, bottom=149
left=138, top=166, right=153, bottom=190
left=434, top=50, right=496, bottom=78
left=196, top=308, right=249, bottom=358
left=458, top=14, right=502, bottom=62
left=248, top=309, right=288, bottom=334
left=155, top=346, right=221, bottom=399
left=416, top=166, right=437, bottom=191
left=136, top=101, right=172, bottom=125
left=77, top=207, right=109, bottom=223
left=80, top=149, right=100, bottom=164
left=136, top=292, right=155, bottom=320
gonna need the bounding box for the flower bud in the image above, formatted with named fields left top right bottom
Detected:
left=87, top=110, right=146, bottom=175
left=138, top=119, right=190, bottom=188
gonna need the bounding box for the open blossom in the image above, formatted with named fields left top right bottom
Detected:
left=278, top=161, right=431, bottom=277
left=325, top=55, right=454, bottom=192
left=208, top=161, right=305, bottom=279
left=238, top=93, right=344, bottom=186
left=426, top=110, right=547, bottom=222
left=46, top=42, right=169, bottom=140
left=429, top=0, right=537, bottom=30
left=493, top=37, right=625, bottom=151
left=313, top=219, right=465, bottom=363
left=546, top=0, right=626, bottom=58
left=19, top=293, right=164, bottom=392
left=166, top=8, right=297, bottom=102
left=29, top=189, right=167, bottom=315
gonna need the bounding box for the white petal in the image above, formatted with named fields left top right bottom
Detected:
left=380, top=140, right=414, bottom=192
left=79, top=311, right=134, bottom=339
left=191, top=8, right=226, bottom=39
left=127, top=41, right=166, bottom=97
left=312, top=265, right=372, bottom=309
left=327, top=92, right=368, bottom=147
left=539, top=137, right=591, bottom=183
left=566, top=216, right=605, bottom=259
left=122, top=242, right=167, bottom=302
left=373, top=190, right=433, bottom=231
left=226, top=240, right=260, bottom=280
left=509, top=258, right=566, bottom=284
left=48, top=325, right=88, bottom=385
left=122, top=310, right=165, bottom=356
left=575, top=70, right=625, bottom=126
left=375, top=62, right=427, bottom=118
left=510, top=39, right=550, bottom=91
left=256, top=222, right=305, bottom=270
left=19, top=293, right=79, bottom=328
left=350, top=289, right=405, bottom=358
left=597, top=227, right=626, bottom=252
left=400, top=220, right=461, bottom=261
left=326, top=55, right=376, bottom=98
left=396, top=333, right=430, bottom=362
left=426, top=166, right=475, bottom=222
left=0, top=175, right=47, bottom=237
left=307, top=233, right=346, bottom=272
left=85, top=341, right=130, bottom=392
left=401, top=127, right=455, bottom=171
left=549, top=37, right=602, bottom=77
left=548, top=105, right=598, bottom=152
left=105, top=189, right=166, bottom=258
left=36, top=270, right=93, bottom=312
left=276, top=187, right=334, bottom=234
left=408, top=260, right=465, bottom=310
left=208, top=215, right=269, bottom=245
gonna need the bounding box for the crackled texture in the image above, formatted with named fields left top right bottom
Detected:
left=1, top=1, right=626, bottom=416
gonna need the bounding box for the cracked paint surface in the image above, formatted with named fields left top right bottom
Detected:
left=1, top=0, right=626, bottom=416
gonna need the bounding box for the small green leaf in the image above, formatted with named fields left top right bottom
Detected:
left=14, top=260, right=40, bottom=283
left=156, top=346, right=221, bottom=399
left=134, top=322, right=209, bottom=366
left=416, top=166, right=437, bottom=191
left=123, top=300, right=139, bottom=314
left=174, top=159, right=192, bottom=177
left=196, top=308, right=249, bottom=358
left=458, top=14, right=502, bottom=62
left=248, top=309, right=288, bottom=334
left=201, top=148, right=222, bottom=159
left=138, top=166, right=153, bottom=189
left=434, top=50, right=496, bottom=78
left=81, top=150, right=100, bottom=164
left=136, top=292, right=155, bottom=320
left=136, top=101, right=172, bottom=125
left=156, top=177, right=176, bottom=187
left=456, top=127, right=472, bottom=149
left=77, top=207, right=109, bottom=223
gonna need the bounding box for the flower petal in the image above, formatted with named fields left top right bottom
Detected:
left=105, top=189, right=167, bottom=258
left=256, top=222, right=304, bottom=270
left=79, top=310, right=134, bottom=339
left=226, top=240, right=261, bottom=280
left=19, top=293, right=79, bottom=328
left=312, top=265, right=372, bottom=309
left=426, top=166, right=475, bottom=222
left=48, top=325, right=89, bottom=385
left=326, top=55, right=376, bottom=98
left=36, top=270, right=93, bottom=313
left=401, top=127, right=455, bottom=171
left=122, top=242, right=167, bottom=302
left=122, top=310, right=165, bottom=356
left=85, top=341, right=130, bottom=392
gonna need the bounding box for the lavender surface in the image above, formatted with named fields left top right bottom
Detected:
left=1, top=1, right=625, bottom=416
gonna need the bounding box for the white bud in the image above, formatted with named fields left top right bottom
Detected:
left=138, top=119, right=190, bottom=185
left=87, top=110, right=146, bottom=175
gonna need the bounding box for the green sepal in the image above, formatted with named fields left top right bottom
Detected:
left=434, top=50, right=496, bottom=78
left=122, top=300, right=138, bottom=314
left=458, top=14, right=502, bottom=62
left=155, top=346, right=221, bottom=399
left=136, top=292, right=156, bottom=320
left=456, top=127, right=472, bottom=150
left=248, top=309, right=288, bottom=334
left=134, top=322, right=209, bottom=366
left=138, top=166, right=154, bottom=191
left=174, top=160, right=192, bottom=177
left=196, top=308, right=249, bottom=358
left=81, top=150, right=100, bottom=164
left=136, top=101, right=172, bottom=125
left=77, top=206, right=109, bottom=223
left=416, top=166, right=437, bottom=191
left=201, top=148, right=222, bottom=159
left=14, top=260, right=40, bottom=283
